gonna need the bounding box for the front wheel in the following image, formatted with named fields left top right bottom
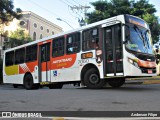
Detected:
left=84, top=68, right=106, bottom=89
left=107, top=78, right=125, bottom=88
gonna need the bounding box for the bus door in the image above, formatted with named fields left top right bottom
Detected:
left=39, top=43, right=51, bottom=82
left=103, top=23, right=123, bottom=76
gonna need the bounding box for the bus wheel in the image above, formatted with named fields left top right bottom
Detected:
left=49, top=83, right=63, bottom=89
left=24, top=74, right=34, bottom=90
left=108, top=78, right=125, bottom=88
left=84, top=68, right=106, bottom=89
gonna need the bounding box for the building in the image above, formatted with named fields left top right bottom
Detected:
left=0, top=11, right=63, bottom=58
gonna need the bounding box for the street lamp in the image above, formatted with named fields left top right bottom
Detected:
left=56, top=18, right=74, bottom=29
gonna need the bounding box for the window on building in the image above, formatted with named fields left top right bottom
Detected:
left=33, top=32, right=36, bottom=40
left=40, top=26, right=43, bottom=30
left=25, top=44, right=37, bottom=62
left=52, top=37, right=64, bottom=57
left=5, top=51, right=14, bottom=66
left=66, top=32, right=80, bottom=54
left=82, top=27, right=99, bottom=51
left=19, top=20, right=25, bottom=26
left=40, top=34, right=43, bottom=39
left=15, top=48, right=25, bottom=64
left=52, top=31, right=54, bottom=35
left=34, top=23, right=37, bottom=28
left=47, top=29, right=49, bottom=33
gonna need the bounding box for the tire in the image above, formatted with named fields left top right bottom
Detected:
left=49, top=83, right=63, bottom=89
left=84, top=68, right=106, bottom=89
left=24, top=74, right=34, bottom=90
left=108, top=78, right=125, bottom=88
left=13, top=84, right=18, bottom=88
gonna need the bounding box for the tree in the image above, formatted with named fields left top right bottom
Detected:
left=87, top=0, right=160, bottom=44
left=4, top=29, right=32, bottom=48
left=0, top=0, right=21, bottom=24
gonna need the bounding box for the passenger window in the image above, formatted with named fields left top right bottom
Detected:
left=5, top=51, right=14, bottom=66
left=66, top=32, right=80, bottom=54
left=82, top=27, right=99, bottom=51
left=52, top=37, right=64, bottom=57
left=26, top=44, right=37, bottom=62
left=15, top=48, right=25, bottom=64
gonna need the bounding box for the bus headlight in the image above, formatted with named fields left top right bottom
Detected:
left=128, top=58, right=134, bottom=64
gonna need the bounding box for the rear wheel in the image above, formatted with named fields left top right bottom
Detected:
left=108, top=78, right=125, bottom=88
left=49, top=83, right=63, bottom=89
left=24, top=74, right=35, bottom=90
left=84, top=68, right=106, bottom=89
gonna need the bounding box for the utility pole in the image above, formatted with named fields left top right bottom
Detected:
left=70, top=5, right=90, bottom=26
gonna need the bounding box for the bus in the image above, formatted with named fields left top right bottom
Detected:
left=3, top=14, right=157, bottom=90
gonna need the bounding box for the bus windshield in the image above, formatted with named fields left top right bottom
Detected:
left=125, top=24, right=154, bottom=54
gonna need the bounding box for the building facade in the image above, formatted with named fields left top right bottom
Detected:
left=0, top=11, right=63, bottom=58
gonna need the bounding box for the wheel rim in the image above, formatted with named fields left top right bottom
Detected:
left=89, top=74, right=99, bottom=85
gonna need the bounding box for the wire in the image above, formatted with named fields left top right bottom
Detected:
left=72, top=0, right=82, bottom=6
left=65, top=0, right=75, bottom=6
left=68, top=6, right=82, bottom=20
left=28, top=0, right=77, bottom=25
left=59, top=0, right=71, bottom=7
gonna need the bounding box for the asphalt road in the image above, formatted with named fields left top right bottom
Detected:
left=0, top=83, right=160, bottom=112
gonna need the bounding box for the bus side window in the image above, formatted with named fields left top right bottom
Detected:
left=82, top=27, right=99, bottom=51
left=15, top=48, right=25, bottom=64
left=5, top=51, right=14, bottom=66
left=66, top=32, right=80, bottom=54
left=52, top=37, right=64, bottom=57
left=26, top=44, right=37, bottom=62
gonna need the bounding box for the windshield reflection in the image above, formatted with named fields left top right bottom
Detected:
left=125, top=24, right=153, bottom=54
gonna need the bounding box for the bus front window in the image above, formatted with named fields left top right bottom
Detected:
left=125, top=24, right=154, bottom=54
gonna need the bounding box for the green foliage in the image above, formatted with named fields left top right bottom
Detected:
left=87, top=0, right=160, bottom=44
left=4, top=29, right=32, bottom=48
left=0, top=0, right=22, bottom=24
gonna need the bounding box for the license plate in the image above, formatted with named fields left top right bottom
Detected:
left=148, top=70, right=152, bottom=74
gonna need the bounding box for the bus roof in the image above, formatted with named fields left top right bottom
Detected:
left=4, top=14, right=127, bottom=52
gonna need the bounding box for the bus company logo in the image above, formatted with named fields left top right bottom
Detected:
left=53, top=58, right=72, bottom=64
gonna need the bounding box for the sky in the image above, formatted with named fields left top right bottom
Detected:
left=13, top=0, right=160, bottom=31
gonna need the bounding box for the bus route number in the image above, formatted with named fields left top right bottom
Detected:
left=78, top=59, right=89, bottom=64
